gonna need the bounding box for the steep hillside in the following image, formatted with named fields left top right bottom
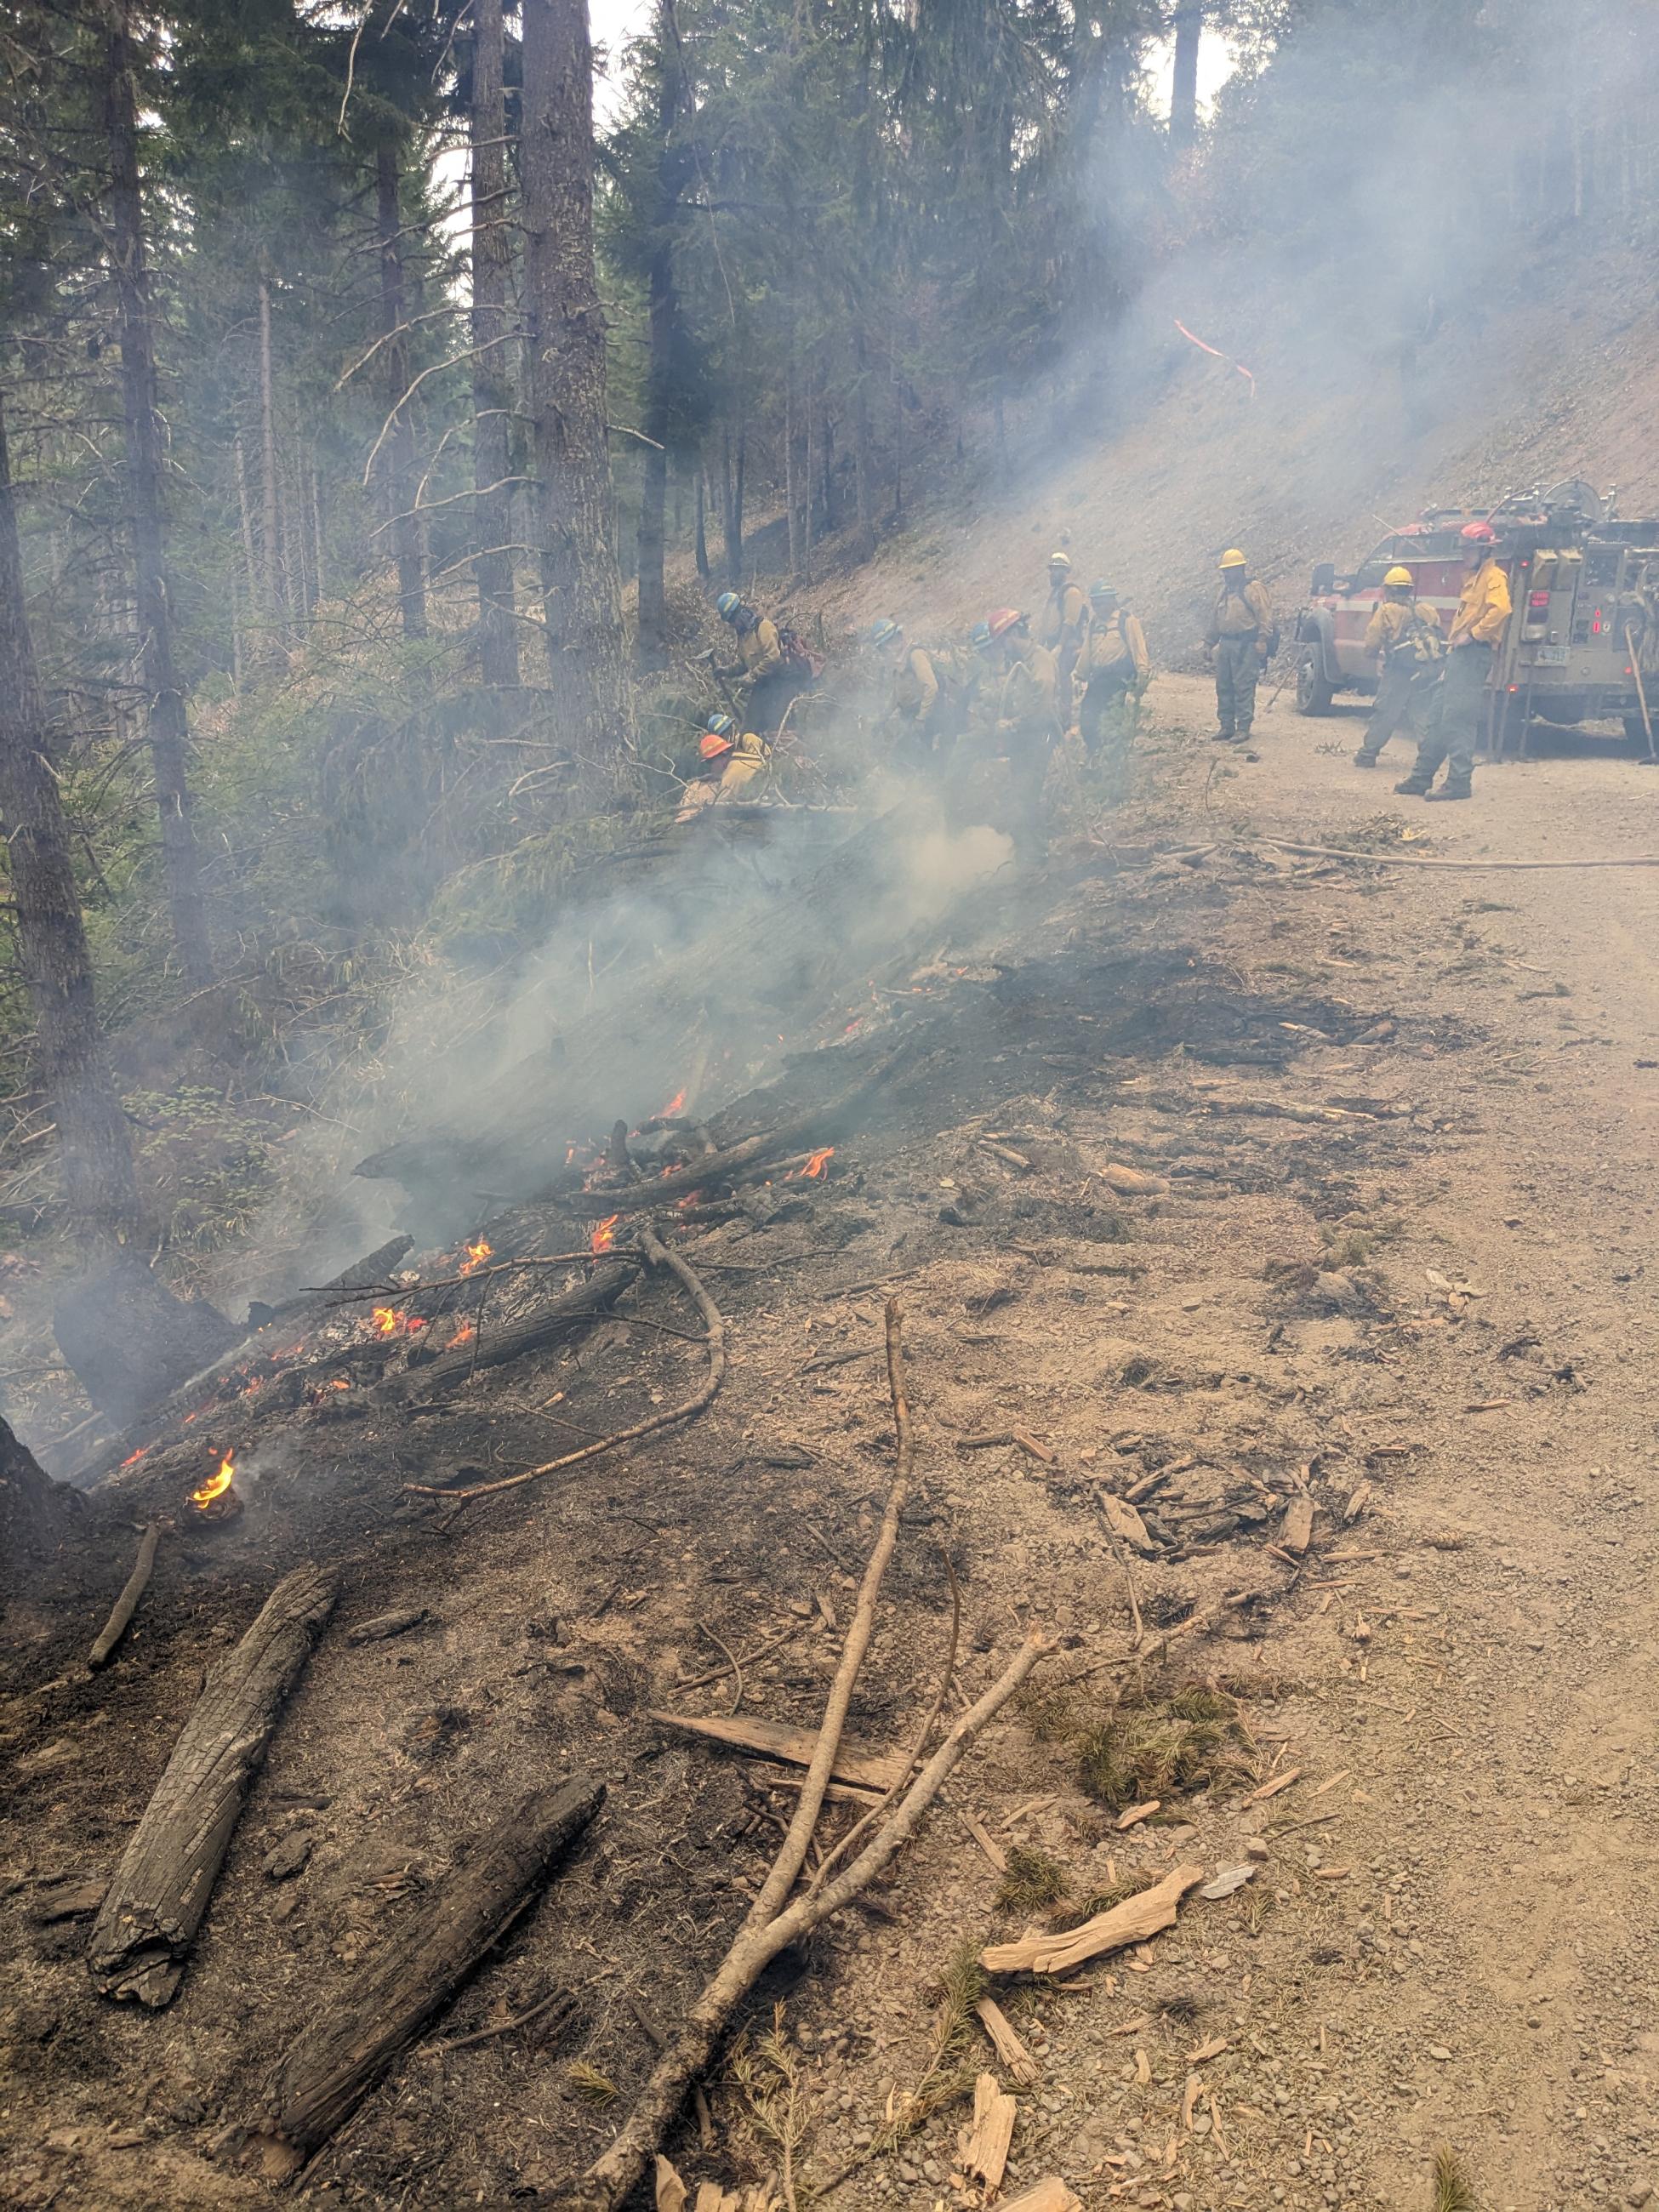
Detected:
left=805, top=239, right=1659, bottom=666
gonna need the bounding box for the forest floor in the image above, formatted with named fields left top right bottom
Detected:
left=5, top=676, right=1659, bottom=2212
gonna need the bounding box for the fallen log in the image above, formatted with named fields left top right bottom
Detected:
left=88, top=1565, right=335, bottom=2006
left=647, top=1710, right=907, bottom=1793
left=408, top=1257, right=640, bottom=1391
left=248, top=1776, right=601, bottom=2180
left=88, top=1521, right=162, bottom=1671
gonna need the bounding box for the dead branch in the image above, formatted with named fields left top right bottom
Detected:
left=88, top=1520, right=162, bottom=1671
left=1257, top=837, right=1659, bottom=873
left=562, top=1305, right=1048, bottom=2212
left=402, top=1231, right=725, bottom=1502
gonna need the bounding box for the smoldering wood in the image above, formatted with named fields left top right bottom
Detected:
left=248, top=1234, right=416, bottom=1327
left=248, top=1776, right=602, bottom=2177
left=88, top=1520, right=162, bottom=1669
left=405, top=1256, right=639, bottom=1391
left=88, top=1564, right=336, bottom=2007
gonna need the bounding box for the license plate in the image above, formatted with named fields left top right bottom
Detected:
left=1533, top=645, right=1571, bottom=665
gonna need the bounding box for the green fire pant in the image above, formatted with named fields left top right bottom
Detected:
left=1213, top=635, right=1262, bottom=735
left=1358, top=662, right=1439, bottom=761
left=1409, top=644, right=1492, bottom=789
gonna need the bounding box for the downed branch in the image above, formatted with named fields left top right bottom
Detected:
left=88, top=1521, right=162, bottom=1671
left=646, top=1710, right=906, bottom=1793
left=410, top=1257, right=640, bottom=1389
left=1258, top=837, right=1659, bottom=874
left=980, top=1861, right=1204, bottom=1976
left=403, top=1230, right=724, bottom=1502
left=248, top=1776, right=601, bottom=2179
left=88, top=1565, right=335, bottom=2006
left=565, top=1304, right=1047, bottom=2212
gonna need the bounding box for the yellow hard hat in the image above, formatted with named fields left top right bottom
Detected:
left=1383, top=565, right=1414, bottom=588
left=1047, top=549, right=1071, bottom=568
left=1218, top=548, right=1246, bottom=569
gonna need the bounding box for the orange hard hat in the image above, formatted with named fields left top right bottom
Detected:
left=986, top=607, right=1025, bottom=640
left=699, top=732, right=734, bottom=760
left=1460, top=521, right=1497, bottom=544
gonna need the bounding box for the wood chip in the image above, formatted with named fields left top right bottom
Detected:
left=1096, top=1165, right=1171, bottom=1197
left=997, top=2181, right=1081, bottom=2212
left=959, top=2072, right=1018, bottom=2192
left=1099, top=1491, right=1156, bottom=1554
left=1181, top=2072, right=1202, bottom=2129
left=981, top=1865, right=1204, bottom=1975
left=1186, top=2035, right=1230, bottom=2065
left=1279, top=1497, right=1315, bottom=1555
left=1343, top=1480, right=1374, bottom=1525
left=1199, top=1864, right=1256, bottom=1901
left=655, top=2158, right=687, bottom=2212
left=1115, top=1799, right=1160, bottom=1831
left=1134, top=2048, right=1152, bottom=2085
left=1246, top=1767, right=1302, bottom=1804
left=1309, top=1770, right=1352, bottom=1799
left=974, top=1997, right=1039, bottom=2086
left=962, top=1810, right=1009, bottom=1873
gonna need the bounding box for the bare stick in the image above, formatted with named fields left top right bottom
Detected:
left=1257, top=837, right=1659, bottom=874
left=676, top=1620, right=801, bottom=1692
left=419, top=1984, right=577, bottom=2060
left=403, top=1234, right=724, bottom=1502
left=1094, top=1497, right=1144, bottom=1651
left=567, top=1635, right=1046, bottom=2212
left=88, top=1521, right=162, bottom=1671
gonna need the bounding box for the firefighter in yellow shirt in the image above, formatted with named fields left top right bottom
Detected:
left=1395, top=522, right=1512, bottom=801
left=715, top=591, right=802, bottom=734
left=1074, top=580, right=1150, bottom=755
left=1206, top=550, right=1275, bottom=744
left=1354, top=567, right=1445, bottom=767
left=675, top=715, right=771, bottom=822
left=869, top=619, right=963, bottom=756
left=1034, top=550, right=1092, bottom=715
left=985, top=609, right=1061, bottom=864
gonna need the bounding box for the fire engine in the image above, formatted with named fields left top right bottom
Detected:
left=1293, top=481, right=1659, bottom=751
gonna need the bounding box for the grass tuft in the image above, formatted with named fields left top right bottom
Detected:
left=996, top=1845, right=1069, bottom=1913
left=1431, top=2145, right=1479, bottom=2212
left=1074, top=1685, right=1248, bottom=1812
left=567, top=2059, right=618, bottom=2106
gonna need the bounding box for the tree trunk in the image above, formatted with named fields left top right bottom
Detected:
left=258, top=274, right=285, bottom=647
left=722, top=417, right=744, bottom=583
left=635, top=9, right=685, bottom=672
left=233, top=429, right=259, bottom=653
left=376, top=141, right=428, bottom=641
left=851, top=328, right=876, bottom=562
left=104, top=1, right=214, bottom=989
left=88, top=1565, right=336, bottom=2007
left=1169, top=3, right=1201, bottom=154
left=521, top=0, right=633, bottom=761
left=693, top=465, right=710, bottom=578
left=0, top=390, right=140, bottom=1240
left=784, top=335, right=806, bottom=579
left=251, top=1777, right=602, bottom=2177
left=470, top=0, right=520, bottom=686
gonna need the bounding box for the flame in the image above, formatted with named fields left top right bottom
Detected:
left=590, top=1214, right=619, bottom=1254
left=121, top=1447, right=146, bottom=1468
left=787, top=1146, right=835, bottom=1182
left=448, top=1320, right=475, bottom=1347
left=656, top=1087, right=687, bottom=1119
left=459, top=1237, right=493, bottom=1276
left=192, top=1450, right=236, bottom=1509
left=369, top=1307, right=425, bottom=1337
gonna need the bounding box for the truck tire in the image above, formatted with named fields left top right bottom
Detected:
left=1295, top=643, right=1335, bottom=715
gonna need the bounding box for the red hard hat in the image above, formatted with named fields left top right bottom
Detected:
left=699, top=732, right=734, bottom=760
left=986, top=607, right=1025, bottom=640
left=1460, top=521, right=1497, bottom=544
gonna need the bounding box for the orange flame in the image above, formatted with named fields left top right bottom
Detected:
left=369, top=1307, right=425, bottom=1337
left=590, top=1214, right=619, bottom=1254
left=121, top=1447, right=147, bottom=1468
left=192, top=1450, right=236, bottom=1509
left=459, top=1237, right=493, bottom=1276
left=656, top=1087, right=687, bottom=1119
left=801, top=1146, right=835, bottom=1179
left=448, top=1320, right=475, bottom=1347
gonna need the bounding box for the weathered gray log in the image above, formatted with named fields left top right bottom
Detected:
left=408, top=1257, right=639, bottom=1392
left=88, top=1564, right=336, bottom=2005
left=88, top=1520, right=162, bottom=1669
left=248, top=1234, right=416, bottom=1327
left=249, top=1775, right=603, bottom=2179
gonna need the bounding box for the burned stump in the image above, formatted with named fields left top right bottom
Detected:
left=55, top=1251, right=239, bottom=1427
left=88, top=1563, right=335, bottom=2006
left=250, top=1775, right=603, bottom=2178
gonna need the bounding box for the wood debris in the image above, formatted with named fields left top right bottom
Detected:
left=980, top=1864, right=1204, bottom=1975
left=959, top=2072, right=1018, bottom=2192
left=646, top=1710, right=906, bottom=1793
left=974, top=1997, right=1039, bottom=2085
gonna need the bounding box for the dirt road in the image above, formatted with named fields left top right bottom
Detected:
left=1111, top=670, right=1659, bottom=2211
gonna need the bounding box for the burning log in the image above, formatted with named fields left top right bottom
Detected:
left=248, top=1776, right=602, bottom=2181
left=87, top=1521, right=162, bottom=1671
left=246, top=1234, right=416, bottom=1328
left=87, top=1564, right=335, bottom=2007
left=407, top=1256, right=640, bottom=1393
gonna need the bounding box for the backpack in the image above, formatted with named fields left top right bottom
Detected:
left=776, top=623, right=823, bottom=681
left=1391, top=607, right=1446, bottom=668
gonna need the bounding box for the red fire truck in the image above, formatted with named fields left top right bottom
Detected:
left=1292, top=482, right=1659, bottom=750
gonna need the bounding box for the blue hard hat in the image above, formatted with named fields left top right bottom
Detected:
left=715, top=591, right=742, bottom=620
left=968, top=621, right=995, bottom=653
left=1090, top=579, right=1118, bottom=600
left=868, top=619, right=903, bottom=648
left=704, top=713, right=734, bottom=738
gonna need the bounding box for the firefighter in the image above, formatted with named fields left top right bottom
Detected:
left=869, top=619, right=962, bottom=756
left=1354, top=567, right=1445, bottom=767
left=1206, top=550, right=1275, bottom=744
left=1395, top=522, right=1512, bottom=801
left=714, top=590, right=801, bottom=735
left=989, top=609, right=1062, bottom=864
left=1074, top=580, right=1150, bottom=756
left=1034, top=550, right=1092, bottom=714
left=675, top=715, right=771, bottom=822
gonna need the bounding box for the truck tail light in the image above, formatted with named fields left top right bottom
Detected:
left=1529, top=590, right=1550, bottom=609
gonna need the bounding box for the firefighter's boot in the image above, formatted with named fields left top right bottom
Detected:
left=1425, top=779, right=1472, bottom=801
left=1394, top=775, right=1430, bottom=796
